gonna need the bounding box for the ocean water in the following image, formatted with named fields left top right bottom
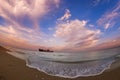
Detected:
left=6, top=47, right=120, bottom=78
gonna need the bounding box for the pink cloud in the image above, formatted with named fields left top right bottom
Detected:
left=0, top=0, right=119, bottom=52
left=58, top=9, right=71, bottom=21
left=0, top=0, right=60, bottom=28
left=0, top=0, right=60, bottom=19
left=97, top=1, right=120, bottom=29
left=0, top=0, right=60, bottom=50
left=0, top=33, right=48, bottom=50
left=91, top=38, right=120, bottom=51
left=54, top=19, right=101, bottom=52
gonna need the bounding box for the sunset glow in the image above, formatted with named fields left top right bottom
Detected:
left=0, top=0, right=120, bottom=52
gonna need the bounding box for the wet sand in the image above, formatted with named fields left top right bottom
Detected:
left=0, top=46, right=120, bottom=80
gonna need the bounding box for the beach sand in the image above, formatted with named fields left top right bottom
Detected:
left=0, top=46, right=120, bottom=80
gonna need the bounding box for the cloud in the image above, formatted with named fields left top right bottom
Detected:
left=91, top=38, right=120, bottom=51
left=104, top=23, right=110, bottom=29
left=92, top=0, right=101, bottom=6
left=119, top=27, right=120, bottom=30
left=0, top=0, right=119, bottom=52
left=0, top=0, right=60, bottom=49
left=92, top=0, right=110, bottom=7
left=58, top=9, right=71, bottom=21
left=97, top=1, right=120, bottom=29
left=0, top=0, right=60, bottom=28
left=54, top=19, right=101, bottom=52
left=0, top=32, right=47, bottom=50
left=0, top=0, right=60, bottom=19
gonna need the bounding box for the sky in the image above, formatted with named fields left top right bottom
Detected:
left=0, top=0, right=120, bottom=52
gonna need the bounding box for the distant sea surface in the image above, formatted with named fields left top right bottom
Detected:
left=6, top=47, right=120, bottom=78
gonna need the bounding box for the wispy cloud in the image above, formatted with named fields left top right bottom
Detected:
left=92, top=0, right=110, bottom=7
left=0, top=0, right=60, bottom=49
left=0, top=31, right=50, bottom=50
left=91, top=37, right=120, bottom=50
left=0, top=0, right=119, bottom=52
left=92, top=0, right=101, bottom=6
left=58, top=9, right=71, bottom=21
left=97, top=1, right=120, bottom=29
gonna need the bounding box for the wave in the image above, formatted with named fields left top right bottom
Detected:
left=25, top=53, right=116, bottom=78
left=6, top=49, right=120, bottom=78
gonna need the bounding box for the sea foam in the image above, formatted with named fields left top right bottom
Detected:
left=25, top=53, right=115, bottom=78
left=6, top=49, right=119, bottom=78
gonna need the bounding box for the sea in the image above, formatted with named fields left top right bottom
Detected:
left=6, top=47, right=120, bottom=78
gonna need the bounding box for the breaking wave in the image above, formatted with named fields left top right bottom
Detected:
left=6, top=48, right=120, bottom=78
left=25, top=52, right=117, bottom=78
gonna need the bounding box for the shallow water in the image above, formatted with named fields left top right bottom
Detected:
left=9, top=47, right=120, bottom=62
left=6, top=47, right=120, bottom=78
left=26, top=54, right=115, bottom=78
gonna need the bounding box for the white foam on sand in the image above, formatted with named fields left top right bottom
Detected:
left=25, top=53, right=116, bottom=78
left=6, top=50, right=119, bottom=78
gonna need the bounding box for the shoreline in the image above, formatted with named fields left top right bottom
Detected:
left=25, top=56, right=116, bottom=78
left=26, top=60, right=114, bottom=79
left=1, top=46, right=120, bottom=80
left=6, top=50, right=120, bottom=78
